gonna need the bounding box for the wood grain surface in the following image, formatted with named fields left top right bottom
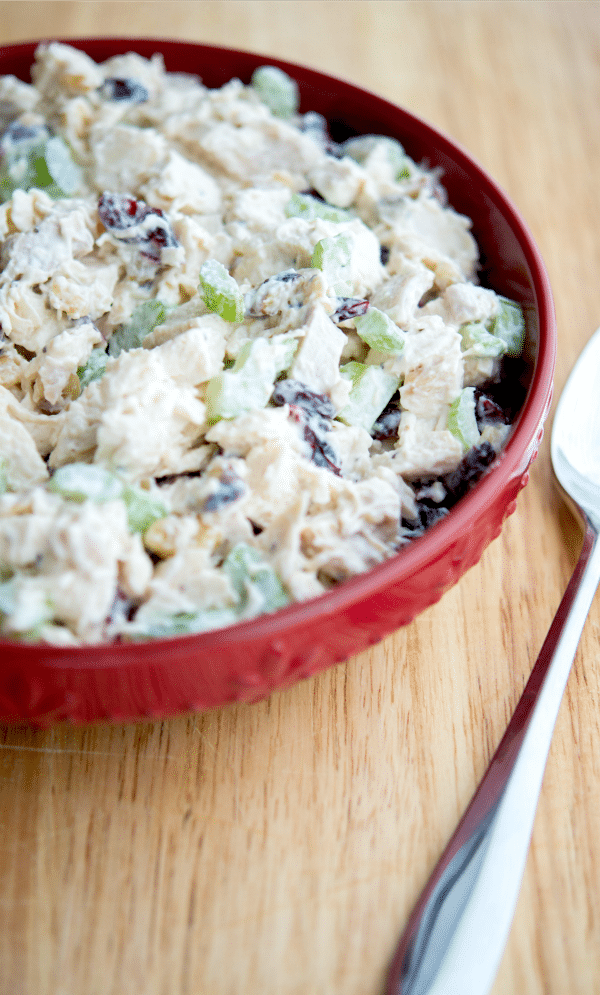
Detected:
left=0, top=3, right=599, bottom=993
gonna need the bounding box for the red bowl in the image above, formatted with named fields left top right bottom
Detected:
left=0, top=38, right=555, bottom=726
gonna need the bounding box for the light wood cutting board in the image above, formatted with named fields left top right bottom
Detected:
left=1, top=3, right=600, bottom=994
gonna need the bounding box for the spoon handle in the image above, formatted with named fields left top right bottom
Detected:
left=386, top=516, right=600, bottom=995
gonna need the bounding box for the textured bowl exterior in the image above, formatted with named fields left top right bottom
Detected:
left=0, top=39, right=556, bottom=725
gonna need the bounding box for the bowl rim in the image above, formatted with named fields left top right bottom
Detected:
left=0, top=36, right=556, bottom=663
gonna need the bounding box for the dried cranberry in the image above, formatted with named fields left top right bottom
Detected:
left=301, top=422, right=341, bottom=475
left=475, top=392, right=507, bottom=428
left=105, top=588, right=138, bottom=625
left=371, top=397, right=402, bottom=440
left=441, top=442, right=496, bottom=500
left=271, top=379, right=336, bottom=420
left=2, top=121, right=45, bottom=144
left=202, top=470, right=245, bottom=512
left=299, top=187, right=326, bottom=202
left=98, top=77, right=149, bottom=103
left=155, top=470, right=202, bottom=487
left=298, top=112, right=330, bottom=148
left=402, top=503, right=449, bottom=535
left=147, top=226, right=169, bottom=247
left=98, top=192, right=144, bottom=231
left=330, top=297, right=370, bottom=323
left=98, top=192, right=179, bottom=263
left=476, top=357, right=529, bottom=424
left=271, top=378, right=341, bottom=475
left=402, top=442, right=499, bottom=541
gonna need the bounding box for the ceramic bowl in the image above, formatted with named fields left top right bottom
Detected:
left=0, top=38, right=556, bottom=725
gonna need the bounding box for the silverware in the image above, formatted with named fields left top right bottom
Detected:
left=386, top=327, right=600, bottom=995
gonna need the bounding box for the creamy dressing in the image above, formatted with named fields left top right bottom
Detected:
left=0, top=42, right=521, bottom=643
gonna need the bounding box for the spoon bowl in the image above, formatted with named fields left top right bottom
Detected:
left=552, top=329, right=600, bottom=524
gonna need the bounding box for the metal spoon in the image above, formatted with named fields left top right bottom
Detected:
left=385, top=326, right=600, bottom=995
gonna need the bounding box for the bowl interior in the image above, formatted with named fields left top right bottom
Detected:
left=0, top=38, right=555, bottom=671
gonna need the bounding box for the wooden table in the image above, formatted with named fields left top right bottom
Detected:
left=1, top=3, right=599, bottom=993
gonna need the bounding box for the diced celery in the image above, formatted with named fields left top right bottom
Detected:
left=31, top=154, right=58, bottom=193
left=43, top=136, right=82, bottom=195
left=206, top=338, right=278, bottom=423
left=311, top=234, right=353, bottom=296
left=0, top=459, right=8, bottom=495
left=459, top=321, right=505, bottom=358
left=285, top=192, right=353, bottom=224
left=0, top=150, right=41, bottom=202
left=0, top=579, right=15, bottom=618
left=250, top=65, right=299, bottom=119
left=490, top=297, right=525, bottom=357
left=77, top=348, right=108, bottom=388
left=383, top=138, right=411, bottom=181
left=0, top=163, right=16, bottom=203
left=128, top=543, right=289, bottom=637
left=269, top=334, right=299, bottom=375
left=354, top=307, right=406, bottom=353
left=200, top=259, right=245, bottom=322
left=108, top=299, right=168, bottom=357
left=0, top=577, right=53, bottom=636
left=338, top=361, right=399, bottom=432
left=48, top=463, right=166, bottom=533
left=222, top=543, right=289, bottom=613
left=0, top=134, right=81, bottom=202
left=121, top=485, right=167, bottom=534
left=447, top=387, right=481, bottom=451
left=343, top=135, right=410, bottom=182
left=48, top=463, right=124, bottom=503
left=128, top=607, right=239, bottom=639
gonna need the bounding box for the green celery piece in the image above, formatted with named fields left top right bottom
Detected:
left=338, top=361, right=399, bottom=432
left=0, top=150, right=39, bottom=202
left=0, top=459, right=8, bottom=495
left=0, top=134, right=40, bottom=203
left=128, top=606, right=240, bottom=640
left=48, top=463, right=166, bottom=533
left=0, top=135, right=81, bottom=202
left=222, top=542, right=289, bottom=613
left=460, top=321, right=505, bottom=358
left=48, top=463, right=124, bottom=503
left=77, top=348, right=108, bottom=389
left=354, top=307, right=406, bottom=353
left=270, top=334, right=299, bottom=375
left=206, top=338, right=278, bottom=423
left=200, top=259, right=245, bottom=322
left=0, top=577, right=53, bottom=636
left=344, top=135, right=410, bottom=182
left=285, top=192, right=353, bottom=224
left=43, top=135, right=82, bottom=196
left=31, top=154, right=58, bottom=192
left=121, top=485, right=167, bottom=534
left=0, top=164, right=15, bottom=203
left=311, top=233, right=353, bottom=296
left=382, top=137, right=411, bottom=181
left=250, top=65, right=299, bottom=119
left=490, top=297, right=525, bottom=357
left=0, top=579, right=15, bottom=618
left=447, top=387, right=481, bottom=451
left=108, top=299, right=168, bottom=357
